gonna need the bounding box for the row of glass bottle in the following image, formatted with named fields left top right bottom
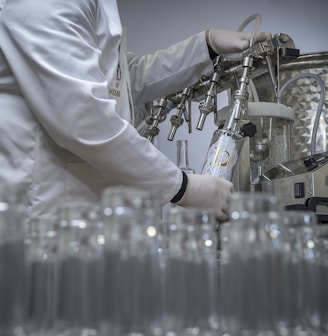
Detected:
left=0, top=183, right=220, bottom=336
left=219, top=193, right=328, bottom=336
left=176, top=139, right=328, bottom=335
left=0, top=183, right=327, bottom=336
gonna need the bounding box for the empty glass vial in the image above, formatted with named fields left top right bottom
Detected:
left=24, top=215, right=59, bottom=335
left=165, top=207, right=219, bottom=336
left=280, top=211, right=320, bottom=336
left=217, top=222, right=231, bottom=333
left=176, top=139, right=195, bottom=174
left=316, top=224, right=328, bottom=334
left=54, top=202, right=105, bottom=336
left=0, top=184, right=28, bottom=336
left=100, top=186, right=164, bottom=336
left=219, top=192, right=286, bottom=336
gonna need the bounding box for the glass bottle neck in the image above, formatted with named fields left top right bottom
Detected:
left=177, top=140, right=195, bottom=174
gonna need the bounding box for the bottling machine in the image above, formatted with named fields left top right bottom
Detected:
left=253, top=52, right=328, bottom=222
left=138, top=15, right=328, bottom=222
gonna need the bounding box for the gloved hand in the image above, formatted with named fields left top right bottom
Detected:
left=206, top=29, right=272, bottom=59
left=177, top=174, right=234, bottom=221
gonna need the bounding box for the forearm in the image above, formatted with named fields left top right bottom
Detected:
left=127, top=31, right=214, bottom=105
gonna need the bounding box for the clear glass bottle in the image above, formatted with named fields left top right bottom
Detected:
left=100, top=186, right=165, bottom=336
left=201, top=55, right=253, bottom=181
left=54, top=202, right=105, bottom=336
left=0, top=183, right=28, bottom=336
left=176, top=139, right=195, bottom=174
left=316, top=224, right=328, bottom=334
left=201, top=83, right=249, bottom=181
left=219, top=192, right=286, bottom=336
left=201, top=127, right=244, bottom=181
left=165, top=207, right=219, bottom=336
left=24, top=215, right=59, bottom=335
left=280, top=211, right=320, bottom=335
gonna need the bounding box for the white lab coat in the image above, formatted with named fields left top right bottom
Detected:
left=0, top=0, right=214, bottom=217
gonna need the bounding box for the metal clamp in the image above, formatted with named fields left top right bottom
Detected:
left=243, top=33, right=299, bottom=58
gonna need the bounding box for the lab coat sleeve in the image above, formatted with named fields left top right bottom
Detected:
left=127, top=32, right=214, bottom=105
left=0, top=0, right=196, bottom=204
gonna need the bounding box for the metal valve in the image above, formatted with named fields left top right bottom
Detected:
left=167, top=87, right=192, bottom=141
left=141, top=33, right=299, bottom=143
left=196, top=71, right=221, bottom=130
left=143, top=97, right=168, bottom=142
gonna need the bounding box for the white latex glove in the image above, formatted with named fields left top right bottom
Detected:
left=177, top=174, right=234, bottom=221
left=207, top=29, right=272, bottom=57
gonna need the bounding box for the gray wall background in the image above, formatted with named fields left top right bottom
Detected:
left=118, top=0, right=328, bottom=173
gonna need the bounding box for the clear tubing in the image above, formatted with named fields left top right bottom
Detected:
left=248, top=79, right=260, bottom=102
left=238, top=13, right=262, bottom=47
left=225, top=13, right=262, bottom=105
left=279, top=73, right=326, bottom=155
left=223, top=14, right=262, bottom=61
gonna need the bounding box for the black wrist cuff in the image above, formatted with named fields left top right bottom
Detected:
left=170, top=171, right=188, bottom=204
left=207, top=44, right=219, bottom=60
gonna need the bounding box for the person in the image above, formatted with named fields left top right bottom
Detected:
left=0, top=0, right=270, bottom=221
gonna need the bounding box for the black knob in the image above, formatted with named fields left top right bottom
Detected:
left=241, top=122, right=257, bottom=137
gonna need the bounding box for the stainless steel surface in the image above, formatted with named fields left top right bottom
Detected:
left=255, top=151, right=328, bottom=218
left=259, top=163, right=328, bottom=210
left=252, top=52, right=328, bottom=214
left=252, top=52, right=328, bottom=159
left=259, top=151, right=328, bottom=180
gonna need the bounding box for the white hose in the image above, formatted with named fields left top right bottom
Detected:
left=279, top=73, right=326, bottom=155
left=237, top=13, right=262, bottom=47
left=224, top=14, right=262, bottom=62
left=248, top=79, right=260, bottom=102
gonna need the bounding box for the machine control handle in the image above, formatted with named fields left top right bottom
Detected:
left=240, top=122, right=257, bottom=137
